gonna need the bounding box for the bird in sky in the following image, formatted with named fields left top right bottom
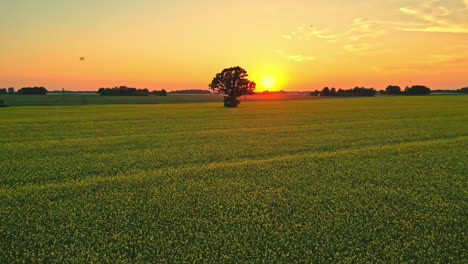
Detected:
left=80, top=57, right=85, bottom=61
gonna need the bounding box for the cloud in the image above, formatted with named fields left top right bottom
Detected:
left=280, top=24, right=337, bottom=41
left=344, top=43, right=372, bottom=52
left=275, top=50, right=316, bottom=62
left=288, top=55, right=316, bottom=62
left=346, top=18, right=387, bottom=41
left=397, top=0, right=468, bottom=33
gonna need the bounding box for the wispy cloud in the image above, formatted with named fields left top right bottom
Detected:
left=397, top=0, right=468, bottom=33
left=280, top=19, right=386, bottom=54
left=346, top=18, right=386, bottom=41
left=275, top=50, right=316, bottom=62
left=343, top=18, right=387, bottom=53
left=281, top=24, right=337, bottom=41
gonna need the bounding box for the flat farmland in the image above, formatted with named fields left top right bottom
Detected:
left=0, top=96, right=466, bottom=263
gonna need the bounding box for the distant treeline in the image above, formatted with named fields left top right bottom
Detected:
left=169, top=89, right=211, bottom=94
left=433, top=87, right=468, bottom=93
left=97, top=86, right=167, bottom=96
left=0, top=88, right=15, bottom=95
left=311, top=87, right=376, bottom=97
left=1, top=87, right=49, bottom=95
left=381, top=85, right=431, bottom=95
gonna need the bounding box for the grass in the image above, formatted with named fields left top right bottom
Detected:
left=0, top=96, right=466, bottom=263
left=0, top=93, right=316, bottom=107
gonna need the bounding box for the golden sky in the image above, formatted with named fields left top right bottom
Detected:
left=1, top=0, right=467, bottom=91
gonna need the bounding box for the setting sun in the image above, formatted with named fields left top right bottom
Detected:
left=261, top=76, right=276, bottom=90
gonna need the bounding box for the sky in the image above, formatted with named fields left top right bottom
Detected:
left=0, top=0, right=467, bottom=91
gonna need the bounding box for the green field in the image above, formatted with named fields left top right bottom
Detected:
left=0, top=94, right=223, bottom=107
left=0, top=93, right=316, bottom=107
left=0, top=96, right=466, bottom=263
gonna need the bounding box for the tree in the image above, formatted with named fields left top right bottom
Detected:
left=330, top=88, right=337, bottom=96
left=209, top=66, right=256, bottom=107
left=8, top=88, right=14, bottom=94
left=386, top=85, right=401, bottom=95
left=404, top=85, right=431, bottom=95
left=321, top=87, right=330, bottom=96
left=153, top=89, right=167, bottom=96
left=17, top=87, right=48, bottom=95
left=0, top=88, right=6, bottom=95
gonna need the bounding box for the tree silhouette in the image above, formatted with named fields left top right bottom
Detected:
left=404, top=85, right=431, bottom=95
left=321, top=87, right=330, bottom=96
left=153, top=89, right=167, bottom=96
left=17, top=87, right=48, bottom=95
left=386, top=85, right=401, bottom=95
left=97, top=86, right=150, bottom=96
left=209, top=66, right=256, bottom=107
left=7, top=88, right=14, bottom=94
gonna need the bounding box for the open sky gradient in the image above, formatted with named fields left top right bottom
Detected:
left=1, top=0, right=467, bottom=91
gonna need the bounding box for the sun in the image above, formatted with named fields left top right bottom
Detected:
left=261, top=76, right=276, bottom=90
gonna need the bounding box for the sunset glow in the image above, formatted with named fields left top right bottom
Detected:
left=0, top=0, right=467, bottom=91
left=261, top=76, right=276, bottom=90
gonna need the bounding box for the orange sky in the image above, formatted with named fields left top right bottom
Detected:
left=1, top=0, right=467, bottom=91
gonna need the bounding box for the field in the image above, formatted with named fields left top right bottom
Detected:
left=0, top=93, right=315, bottom=107
left=0, top=96, right=466, bottom=263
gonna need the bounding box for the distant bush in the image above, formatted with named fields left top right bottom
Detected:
left=169, top=89, right=211, bottom=94
left=97, top=86, right=149, bottom=96
left=153, top=89, right=168, bottom=96
left=404, top=85, right=431, bottom=95
left=17, top=87, right=48, bottom=95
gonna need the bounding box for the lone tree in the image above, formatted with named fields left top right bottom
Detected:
left=209, top=66, right=256, bottom=107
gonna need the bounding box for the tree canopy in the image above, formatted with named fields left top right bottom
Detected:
left=404, top=85, right=431, bottom=95
left=386, top=85, right=401, bottom=95
left=314, top=87, right=376, bottom=97
left=17, top=87, right=48, bottom=95
left=209, top=66, right=256, bottom=107
left=97, top=86, right=149, bottom=96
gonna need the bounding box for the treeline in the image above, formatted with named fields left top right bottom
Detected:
left=433, top=87, right=468, bottom=93
left=1, top=87, right=49, bottom=95
left=311, top=87, right=376, bottom=97
left=97, top=86, right=167, bottom=96
left=0, top=88, right=15, bottom=95
left=169, top=89, right=211, bottom=94
left=382, top=85, right=431, bottom=95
